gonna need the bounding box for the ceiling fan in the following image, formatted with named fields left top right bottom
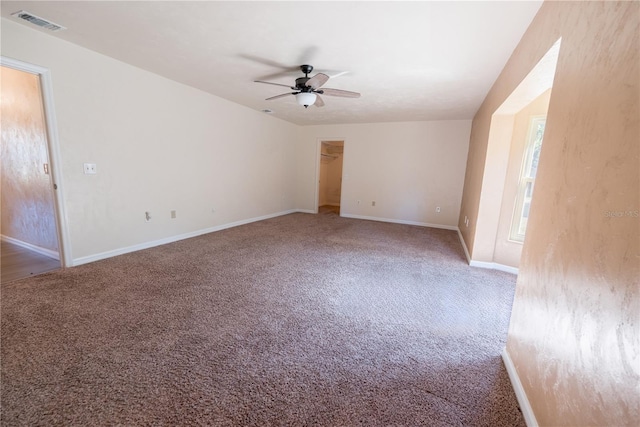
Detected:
left=255, top=65, right=360, bottom=108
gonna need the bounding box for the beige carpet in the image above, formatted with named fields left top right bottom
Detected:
left=1, top=212, right=524, bottom=426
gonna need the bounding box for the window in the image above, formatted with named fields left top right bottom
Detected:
left=510, top=116, right=545, bottom=243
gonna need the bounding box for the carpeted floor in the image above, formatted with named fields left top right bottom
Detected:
left=1, top=212, right=524, bottom=426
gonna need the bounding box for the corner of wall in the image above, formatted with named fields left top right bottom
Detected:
left=457, top=227, right=472, bottom=263
left=502, top=347, right=539, bottom=427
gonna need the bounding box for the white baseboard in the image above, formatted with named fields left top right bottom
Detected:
left=470, top=260, right=519, bottom=275
left=340, top=213, right=458, bottom=231
left=1, top=234, right=60, bottom=260
left=68, top=210, right=518, bottom=274
left=72, top=209, right=298, bottom=266
left=456, top=228, right=519, bottom=275
left=502, top=348, right=539, bottom=427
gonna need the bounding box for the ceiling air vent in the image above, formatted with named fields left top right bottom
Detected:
left=11, top=10, right=66, bottom=31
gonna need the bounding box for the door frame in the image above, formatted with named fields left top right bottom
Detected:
left=314, top=138, right=346, bottom=214
left=1, top=56, right=71, bottom=267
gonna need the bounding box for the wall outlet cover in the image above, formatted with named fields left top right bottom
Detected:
left=83, top=163, right=97, bottom=174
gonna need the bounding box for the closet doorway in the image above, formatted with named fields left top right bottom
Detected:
left=317, top=140, right=344, bottom=215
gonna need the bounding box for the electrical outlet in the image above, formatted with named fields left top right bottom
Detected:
left=83, top=163, right=97, bottom=174
left=171, top=210, right=176, bottom=219
left=436, top=206, right=441, bottom=213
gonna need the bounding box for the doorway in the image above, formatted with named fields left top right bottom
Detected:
left=1, top=65, right=62, bottom=282
left=317, top=140, right=344, bottom=215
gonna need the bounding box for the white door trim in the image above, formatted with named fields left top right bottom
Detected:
left=1, top=56, right=72, bottom=267
left=313, top=138, right=322, bottom=214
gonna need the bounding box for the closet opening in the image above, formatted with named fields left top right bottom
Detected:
left=317, top=140, right=344, bottom=216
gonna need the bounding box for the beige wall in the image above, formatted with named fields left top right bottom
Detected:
left=325, top=155, right=343, bottom=206
left=472, top=114, right=515, bottom=261
left=318, top=152, right=328, bottom=207
left=1, top=19, right=299, bottom=263
left=460, top=1, right=639, bottom=425
left=0, top=66, right=59, bottom=253
left=494, top=89, right=551, bottom=268
left=297, top=121, right=471, bottom=227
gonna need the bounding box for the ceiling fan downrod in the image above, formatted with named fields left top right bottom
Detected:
left=300, top=64, right=313, bottom=76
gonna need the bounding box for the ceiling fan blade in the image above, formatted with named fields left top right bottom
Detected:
left=305, top=73, right=330, bottom=89
left=239, top=54, right=293, bottom=70
left=314, top=95, right=325, bottom=107
left=257, top=70, right=300, bottom=80
left=255, top=80, right=295, bottom=89
left=322, top=70, right=350, bottom=79
left=320, top=88, right=361, bottom=98
left=266, top=93, right=295, bottom=101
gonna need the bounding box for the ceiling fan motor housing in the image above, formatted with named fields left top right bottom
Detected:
left=295, top=77, right=313, bottom=91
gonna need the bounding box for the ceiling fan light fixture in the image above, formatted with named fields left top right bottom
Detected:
left=296, top=92, right=317, bottom=108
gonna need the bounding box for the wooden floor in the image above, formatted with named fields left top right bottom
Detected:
left=1, top=240, right=61, bottom=284
left=319, top=205, right=340, bottom=215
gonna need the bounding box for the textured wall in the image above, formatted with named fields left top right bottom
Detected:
left=509, top=2, right=639, bottom=424
left=0, top=66, right=59, bottom=252
left=460, top=1, right=638, bottom=425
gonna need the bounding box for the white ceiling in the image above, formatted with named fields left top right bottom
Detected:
left=1, top=1, right=543, bottom=126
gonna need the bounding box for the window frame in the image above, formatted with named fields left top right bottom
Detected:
left=509, top=115, right=546, bottom=243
